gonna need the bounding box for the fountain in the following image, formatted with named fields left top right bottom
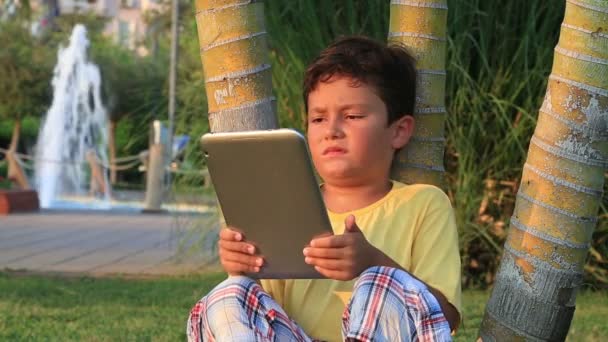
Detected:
left=35, top=24, right=110, bottom=208
left=30, top=24, right=206, bottom=214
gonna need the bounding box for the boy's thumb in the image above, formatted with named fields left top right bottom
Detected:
left=345, top=215, right=361, bottom=233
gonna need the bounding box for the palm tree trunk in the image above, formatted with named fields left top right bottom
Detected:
left=388, top=0, right=448, bottom=188
left=195, top=0, right=278, bottom=132
left=479, top=1, right=607, bottom=340
left=108, top=120, right=117, bottom=184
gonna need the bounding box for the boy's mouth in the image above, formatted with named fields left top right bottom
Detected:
left=323, top=146, right=347, bottom=156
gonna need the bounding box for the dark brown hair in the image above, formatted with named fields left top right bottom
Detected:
left=303, top=35, right=417, bottom=124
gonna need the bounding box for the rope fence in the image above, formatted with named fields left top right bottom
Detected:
left=15, top=155, right=35, bottom=170
left=0, top=146, right=207, bottom=176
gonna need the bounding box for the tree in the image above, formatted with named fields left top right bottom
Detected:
left=0, top=15, right=51, bottom=151
left=195, top=0, right=278, bottom=132
left=0, top=17, right=52, bottom=187
left=388, top=0, right=448, bottom=188
left=181, top=0, right=278, bottom=260
left=479, top=0, right=607, bottom=339
left=92, top=37, right=165, bottom=184
left=93, top=39, right=136, bottom=184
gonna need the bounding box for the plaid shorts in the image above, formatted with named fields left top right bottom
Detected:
left=187, top=266, right=452, bottom=341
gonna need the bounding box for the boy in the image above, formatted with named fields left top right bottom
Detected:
left=188, top=36, right=461, bottom=342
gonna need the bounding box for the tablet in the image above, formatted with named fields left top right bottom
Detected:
left=201, top=129, right=333, bottom=279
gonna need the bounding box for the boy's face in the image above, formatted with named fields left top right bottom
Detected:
left=306, top=76, right=413, bottom=187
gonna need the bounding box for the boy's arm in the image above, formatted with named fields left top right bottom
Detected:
left=304, top=188, right=461, bottom=330
left=373, top=250, right=460, bottom=331
left=306, top=215, right=460, bottom=331
left=398, top=187, right=462, bottom=332
left=259, top=279, right=286, bottom=307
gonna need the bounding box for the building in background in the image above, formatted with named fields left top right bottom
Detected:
left=103, top=0, right=164, bottom=55
left=1, top=0, right=165, bottom=55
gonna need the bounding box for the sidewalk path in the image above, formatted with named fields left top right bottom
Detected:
left=0, top=210, right=213, bottom=276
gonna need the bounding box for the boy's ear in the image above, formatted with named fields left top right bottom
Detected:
left=391, top=115, right=415, bottom=149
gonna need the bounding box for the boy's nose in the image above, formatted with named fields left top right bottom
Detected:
left=325, top=118, right=345, bottom=139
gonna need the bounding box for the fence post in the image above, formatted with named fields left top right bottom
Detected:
left=143, top=121, right=167, bottom=212
left=143, top=143, right=165, bottom=212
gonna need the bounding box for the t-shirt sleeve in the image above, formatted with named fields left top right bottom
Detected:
left=260, top=279, right=286, bottom=306
left=409, top=187, right=462, bottom=316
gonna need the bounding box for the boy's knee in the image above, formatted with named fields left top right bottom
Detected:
left=215, top=275, right=259, bottom=290
left=353, top=266, right=400, bottom=290
left=345, top=267, right=439, bottom=340
left=193, top=276, right=260, bottom=323
left=188, top=276, right=262, bottom=340
left=359, top=265, right=390, bottom=277
left=203, top=275, right=260, bottom=306
left=351, top=266, right=400, bottom=305
left=355, top=266, right=426, bottom=294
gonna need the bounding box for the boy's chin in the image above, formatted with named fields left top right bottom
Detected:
left=319, top=168, right=362, bottom=185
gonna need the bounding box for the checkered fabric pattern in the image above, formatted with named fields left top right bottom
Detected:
left=187, top=267, right=451, bottom=341
left=187, top=276, right=313, bottom=342
left=342, top=266, right=452, bottom=342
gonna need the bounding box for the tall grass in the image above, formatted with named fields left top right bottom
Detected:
left=265, top=0, right=390, bottom=129
left=445, top=0, right=566, bottom=287
left=175, top=0, right=607, bottom=287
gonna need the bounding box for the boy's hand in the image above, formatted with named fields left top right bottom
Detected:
left=303, top=215, right=380, bottom=281
left=218, top=227, right=264, bottom=276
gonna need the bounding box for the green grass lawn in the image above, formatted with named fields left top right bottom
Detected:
left=0, top=272, right=605, bottom=341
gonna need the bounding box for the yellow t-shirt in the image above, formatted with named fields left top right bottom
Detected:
left=260, top=181, right=462, bottom=342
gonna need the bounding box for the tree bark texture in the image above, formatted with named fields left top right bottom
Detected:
left=479, top=1, right=607, bottom=340
left=195, top=0, right=278, bottom=132
left=388, top=0, right=448, bottom=189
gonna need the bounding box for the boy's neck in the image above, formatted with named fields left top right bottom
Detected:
left=322, top=179, right=393, bottom=213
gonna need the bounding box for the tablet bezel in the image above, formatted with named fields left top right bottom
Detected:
left=201, top=129, right=333, bottom=279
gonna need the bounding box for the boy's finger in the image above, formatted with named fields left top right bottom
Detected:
left=305, top=257, right=343, bottom=270
left=219, top=227, right=243, bottom=241
left=222, top=260, right=260, bottom=274
left=313, top=266, right=348, bottom=281
left=310, top=231, right=333, bottom=241
left=219, top=240, right=256, bottom=254
left=344, top=215, right=362, bottom=233
left=223, top=251, right=264, bottom=267
left=303, top=247, right=342, bottom=259
left=310, top=235, right=348, bottom=248
left=313, top=266, right=333, bottom=278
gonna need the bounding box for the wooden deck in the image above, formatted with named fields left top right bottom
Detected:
left=0, top=210, right=217, bottom=276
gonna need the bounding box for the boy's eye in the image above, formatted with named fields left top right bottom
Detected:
left=309, top=117, right=324, bottom=123
left=345, top=114, right=364, bottom=120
